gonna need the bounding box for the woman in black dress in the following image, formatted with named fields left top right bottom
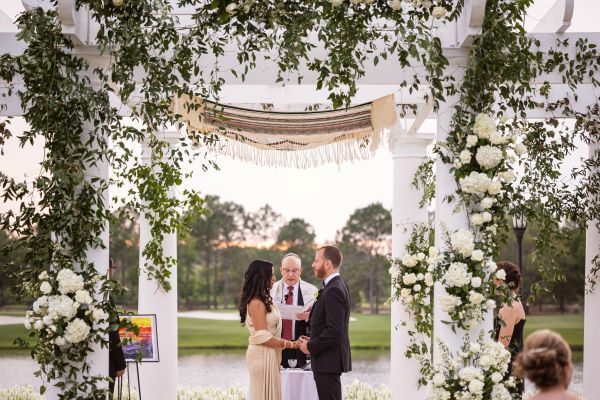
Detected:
left=494, top=260, right=526, bottom=394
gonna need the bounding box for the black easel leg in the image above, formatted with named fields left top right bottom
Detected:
left=127, top=364, right=131, bottom=400
left=136, top=362, right=142, bottom=400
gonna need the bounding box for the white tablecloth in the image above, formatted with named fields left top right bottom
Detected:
left=281, top=369, right=318, bottom=400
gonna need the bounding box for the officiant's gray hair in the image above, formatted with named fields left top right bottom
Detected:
left=281, top=253, right=302, bottom=268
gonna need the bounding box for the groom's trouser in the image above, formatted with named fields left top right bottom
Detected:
left=313, top=372, right=341, bottom=400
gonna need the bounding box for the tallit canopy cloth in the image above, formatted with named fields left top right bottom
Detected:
left=173, top=93, right=398, bottom=168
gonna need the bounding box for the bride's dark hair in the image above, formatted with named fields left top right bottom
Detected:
left=238, top=260, right=274, bottom=324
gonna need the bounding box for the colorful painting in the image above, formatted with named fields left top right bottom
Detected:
left=118, top=314, right=159, bottom=362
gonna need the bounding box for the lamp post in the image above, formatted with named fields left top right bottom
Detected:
left=512, top=212, right=527, bottom=309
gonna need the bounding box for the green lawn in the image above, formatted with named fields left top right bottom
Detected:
left=0, top=313, right=584, bottom=352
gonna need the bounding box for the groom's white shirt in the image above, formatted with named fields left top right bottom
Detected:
left=271, top=279, right=318, bottom=337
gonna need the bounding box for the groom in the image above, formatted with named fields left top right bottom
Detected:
left=299, top=246, right=351, bottom=400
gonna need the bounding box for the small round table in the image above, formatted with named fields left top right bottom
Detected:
left=280, top=369, right=318, bottom=400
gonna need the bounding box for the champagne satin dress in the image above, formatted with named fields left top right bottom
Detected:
left=246, top=305, right=282, bottom=400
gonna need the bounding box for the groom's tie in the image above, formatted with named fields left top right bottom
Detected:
left=282, top=285, right=294, bottom=340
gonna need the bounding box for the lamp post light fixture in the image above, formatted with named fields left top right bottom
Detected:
left=512, top=211, right=527, bottom=311
left=512, top=212, right=527, bottom=275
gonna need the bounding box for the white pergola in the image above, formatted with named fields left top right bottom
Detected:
left=1, top=1, right=599, bottom=399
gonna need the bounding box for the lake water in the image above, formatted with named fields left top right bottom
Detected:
left=0, top=350, right=583, bottom=393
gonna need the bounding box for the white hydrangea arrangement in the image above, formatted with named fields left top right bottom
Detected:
left=437, top=113, right=525, bottom=330
left=428, top=332, right=515, bottom=400
left=389, top=224, right=439, bottom=383
left=24, top=267, right=114, bottom=393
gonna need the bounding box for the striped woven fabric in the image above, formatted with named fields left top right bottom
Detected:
left=173, top=93, right=397, bottom=168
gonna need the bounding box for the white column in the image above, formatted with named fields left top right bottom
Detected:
left=583, top=140, right=600, bottom=397
left=390, top=124, right=434, bottom=400
left=45, top=124, right=110, bottom=400
left=433, top=96, right=469, bottom=354
left=83, top=123, right=110, bottom=389
left=137, top=129, right=180, bottom=400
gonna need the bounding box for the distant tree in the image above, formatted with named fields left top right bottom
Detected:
left=246, top=204, right=283, bottom=245
left=338, top=203, right=391, bottom=314
left=190, top=195, right=246, bottom=308
left=109, top=208, right=139, bottom=305
left=276, top=218, right=316, bottom=282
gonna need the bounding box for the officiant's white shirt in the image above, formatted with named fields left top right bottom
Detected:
left=271, top=279, right=318, bottom=339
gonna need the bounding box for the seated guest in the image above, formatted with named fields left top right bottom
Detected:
left=515, top=329, right=578, bottom=400
left=494, top=261, right=526, bottom=394
left=270, top=253, right=317, bottom=369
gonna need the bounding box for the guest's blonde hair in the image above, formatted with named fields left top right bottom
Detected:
left=515, top=329, right=571, bottom=390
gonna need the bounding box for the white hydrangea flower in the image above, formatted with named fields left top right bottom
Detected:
left=469, top=290, right=485, bottom=304
left=54, top=336, right=66, bottom=346
left=225, top=2, right=238, bottom=14
left=495, top=269, right=507, bottom=280
left=417, top=273, right=424, bottom=281
left=486, top=260, right=497, bottom=272
left=468, top=379, right=484, bottom=394
left=33, top=319, right=44, bottom=330
left=401, top=253, right=419, bottom=267
left=514, top=143, right=527, bottom=156
left=32, top=296, right=49, bottom=313
left=64, top=318, right=91, bottom=344
left=424, top=273, right=434, bottom=287
left=47, top=295, right=77, bottom=321
left=440, top=294, right=462, bottom=312
left=487, top=180, right=503, bottom=195
left=459, top=150, right=472, bottom=164
left=470, top=342, right=481, bottom=354
left=431, top=5, right=446, bottom=18
left=471, top=250, right=484, bottom=262
left=491, top=384, right=512, bottom=400
left=432, top=373, right=446, bottom=386
left=388, top=0, right=402, bottom=10
left=40, top=281, right=52, bottom=294
left=470, top=213, right=485, bottom=226
left=491, top=372, right=503, bottom=384
left=429, top=387, right=451, bottom=400
left=473, top=113, right=496, bottom=139
left=56, top=269, right=84, bottom=294
left=428, top=246, right=440, bottom=257
left=413, top=284, right=422, bottom=292
left=459, top=172, right=492, bottom=194
left=458, top=366, right=484, bottom=382
left=485, top=299, right=497, bottom=310
left=91, top=307, right=109, bottom=322
left=466, top=135, right=479, bottom=148
left=400, top=288, right=412, bottom=299
left=482, top=211, right=492, bottom=222
left=444, top=262, right=471, bottom=287
left=476, top=145, right=503, bottom=170
left=490, top=130, right=509, bottom=145
left=470, top=276, right=482, bottom=287
left=403, top=273, right=418, bottom=285
left=38, top=271, right=49, bottom=280
left=422, top=0, right=432, bottom=7
left=417, top=252, right=426, bottom=261
left=450, top=229, right=475, bottom=257
left=75, top=290, right=93, bottom=305
left=499, top=170, right=516, bottom=183
left=481, top=197, right=494, bottom=209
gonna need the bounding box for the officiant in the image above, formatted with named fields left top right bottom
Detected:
left=270, top=253, right=318, bottom=369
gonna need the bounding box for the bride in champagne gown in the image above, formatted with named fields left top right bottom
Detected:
left=239, top=260, right=300, bottom=400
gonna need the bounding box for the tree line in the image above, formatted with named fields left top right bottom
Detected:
left=0, top=196, right=586, bottom=314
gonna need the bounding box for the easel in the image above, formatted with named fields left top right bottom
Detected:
left=116, top=362, right=142, bottom=400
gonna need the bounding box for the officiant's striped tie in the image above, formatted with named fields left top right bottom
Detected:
left=282, top=286, right=294, bottom=340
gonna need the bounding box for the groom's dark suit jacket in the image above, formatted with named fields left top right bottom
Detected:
left=307, top=275, right=351, bottom=374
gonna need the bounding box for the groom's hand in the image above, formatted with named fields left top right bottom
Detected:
left=298, top=337, right=310, bottom=354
